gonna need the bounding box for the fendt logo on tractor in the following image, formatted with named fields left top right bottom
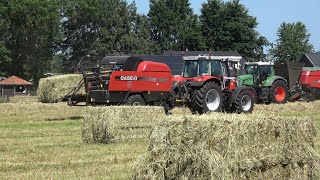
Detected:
left=120, top=76, right=138, bottom=81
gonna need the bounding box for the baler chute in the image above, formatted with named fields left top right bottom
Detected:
left=274, top=61, right=320, bottom=101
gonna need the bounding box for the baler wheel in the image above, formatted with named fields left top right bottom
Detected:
left=125, top=94, right=146, bottom=106
left=268, top=80, right=289, bottom=104
left=190, top=81, right=223, bottom=114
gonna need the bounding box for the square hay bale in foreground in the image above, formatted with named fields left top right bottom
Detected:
left=37, top=74, right=84, bottom=103
left=82, top=106, right=165, bottom=143
left=132, top=113, right=320, bottom=180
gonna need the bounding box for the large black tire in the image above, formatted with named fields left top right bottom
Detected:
left=125, top=94, right=146, bottom=106
left=268, top=80, right=289, bottom=104
left=234, top=89, right=254, bottom=113
left=190, top=81, right=223, bottom=114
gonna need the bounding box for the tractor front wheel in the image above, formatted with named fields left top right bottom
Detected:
left=234, top=90, right=254, bottom=113
left=125, top=94, right=146, bottom=106
left=268, top=80, right=289, bottom=104
left=191, top=81, right=223, bottom=114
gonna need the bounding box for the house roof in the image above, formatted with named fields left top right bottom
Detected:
left=0, top=76, right=33, bottom=86
left=304, top=53, right=320, bottom=67
left=163, top=50, right=242, bottom=57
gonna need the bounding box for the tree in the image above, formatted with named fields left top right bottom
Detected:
left=61, top=0, right=145, bottom=69
left=123, top=2, right=155, bottom=55
left=0, top=0, right=61, bottom=83
left=148, top=0, right=204, bottom=52
left=0, top=2, right=11, bottom=77
left=200, top=0, right=268, bottom=60
left=0, top=42, right=11, bottom=77
left=270, top=22, right=314, bottom=62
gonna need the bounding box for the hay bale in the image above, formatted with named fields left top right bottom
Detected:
left=82, top=106, right=165, bottom=143
left=37, top=74, right=84, bottom=103
left=133, top=114, right=320, bottom=179
left=132, top=118, right=231, bottom=179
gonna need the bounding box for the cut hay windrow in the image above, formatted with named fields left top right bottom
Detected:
left=82, top=106, right=165, bottom=143
left=37, top=74, right=85, bottom=103
left=132, top=113, right=320, bottom=179
left=255, top=100, right=320, bottom=112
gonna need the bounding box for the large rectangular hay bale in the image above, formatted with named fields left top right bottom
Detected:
left=82, top=106, right=165, bottom=143
left=37, top=74, right=84, bottom=103
left=133, top=113, right=320, bottom=179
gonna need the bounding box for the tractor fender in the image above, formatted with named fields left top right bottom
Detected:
left=264, top=76, right=288, bottom=87
left=189, top=77, right=221, bottom=87
left=230, top=86, right=255, bottom=104
left=189, top=81, right=205, bottom=87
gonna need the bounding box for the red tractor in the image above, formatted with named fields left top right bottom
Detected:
left=170, top=55, right=255, bottom=114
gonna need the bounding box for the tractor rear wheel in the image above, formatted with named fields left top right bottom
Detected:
left=268, top=80, right=289, bottom=104
left=234, top=90, right=254, bottom=113
left=191, top=81, right=223, bottom=114
left=125, top=94, right=146, bottom=106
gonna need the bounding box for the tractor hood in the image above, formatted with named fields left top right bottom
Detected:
left=237, top=74, right=254, bottom=86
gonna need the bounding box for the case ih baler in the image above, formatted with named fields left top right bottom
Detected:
left=83, top=56, right=172, bottom=106
left=70, top=55, right=255, bottom=114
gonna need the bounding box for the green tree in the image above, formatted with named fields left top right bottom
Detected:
left=200, top=0, right=268, bottom=60
left=148, top=0, right=204, bottom=52
left=0, top=3, right=11, bottom=77
left=0, top=42, right=11, bottom=77
left=270, top=22, right=314, bottom=62
left=62, top=0, right=144, bottom=69
left=0, top=0, right=61, bottom=83
left=122, top=2, right=155, bottom=55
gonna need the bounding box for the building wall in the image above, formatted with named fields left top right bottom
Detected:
left=0, top=85, right=29, bottom=97
left=2, top=86, right=14, bottom=97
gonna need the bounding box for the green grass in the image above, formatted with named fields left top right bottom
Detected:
left=0, top=98, right=319, bottom=179
left=0, top=102, right=147, bottom=179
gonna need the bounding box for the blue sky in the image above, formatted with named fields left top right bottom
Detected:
left=128, top=0, right=319, bottom=51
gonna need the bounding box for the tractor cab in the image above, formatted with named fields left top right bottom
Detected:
left=180, top=54, right=242, bottom=91
left=243, top=62, right=274, bottom=85
left=182, top=56, right=222, bottom=78
left=182, top=55, right=241, bottom=78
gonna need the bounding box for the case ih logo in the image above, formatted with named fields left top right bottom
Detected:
left=116, top=76, right=168, bottom=82
left=120, top=76, right=138, bottom=81
left=311, top=80, right=320, bottom=84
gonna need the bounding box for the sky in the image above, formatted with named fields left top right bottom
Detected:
left=128, top=0, right=320, bottom=51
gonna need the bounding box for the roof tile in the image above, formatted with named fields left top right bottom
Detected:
left=0, top=76, right=33, bottom=85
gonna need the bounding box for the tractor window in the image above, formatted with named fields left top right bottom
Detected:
left=199, top=60, right=210, bottom=76
left=211, top=60, right=222, bottom=77
left=259, top=65, right=272, bottom=78
left=245, top=65, right=257, bottom=74
left=183, top=60, right=198, bottom=77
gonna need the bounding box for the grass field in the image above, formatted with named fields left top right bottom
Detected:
left=0, top=97, right=319, bottom=179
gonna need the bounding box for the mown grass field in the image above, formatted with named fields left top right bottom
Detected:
left=0, top=97, right=319, bottom=179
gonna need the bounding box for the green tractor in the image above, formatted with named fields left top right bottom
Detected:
left=237, top=62, right=289, bottom=104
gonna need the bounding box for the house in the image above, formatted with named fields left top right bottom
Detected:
left=301, top=53, right=320, bottom=67
left=0, top=76, right=33, bottom=98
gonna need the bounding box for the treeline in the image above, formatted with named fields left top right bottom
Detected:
left=0, top=0, right=315, bottom=84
